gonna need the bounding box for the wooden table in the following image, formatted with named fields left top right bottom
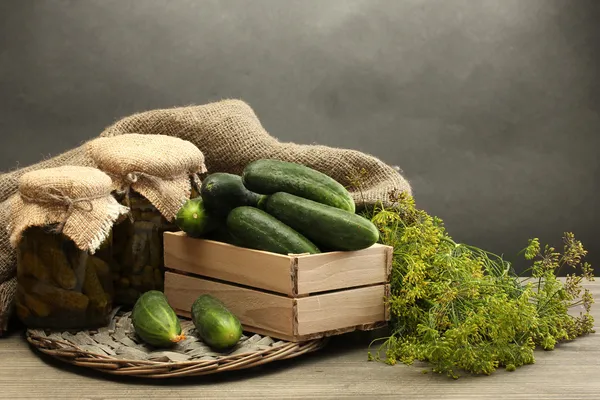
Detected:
left=1, top=281, right=599, bottom=400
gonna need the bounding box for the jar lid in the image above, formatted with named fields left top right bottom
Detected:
left=87, top=134, right=206, bottom=221
left=7, top=166, right=129, bottom=253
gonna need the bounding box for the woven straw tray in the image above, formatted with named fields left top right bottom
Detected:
left=25, top=310, right=327, bottom=378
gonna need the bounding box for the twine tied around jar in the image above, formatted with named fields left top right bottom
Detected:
left=115, top=171, right=160, bottom=222
left=7, top=165, right=131, bottom=254
left=19, top=187, right=109, bottom=234
left=111, top=170, right=200, bottom=222
left=86, top=134, right=207, bottom=222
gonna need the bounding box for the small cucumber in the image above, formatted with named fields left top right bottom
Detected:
left=242, top=159, right=355, bottom=212
left=131, top=291, right=185, bottom=347
left=192, top=294, right=242, bottom=350
left=226, top=206, right=320, bottom=255
left=264, top=192, right=379, bottom=251
left=175, top=197, right=219, bottom=237
left=201, top=173, right=264, bottom=218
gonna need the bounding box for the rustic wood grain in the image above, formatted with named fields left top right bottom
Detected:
left=165, top=271, right=388, bottom=341
left=164, top=272, right=295, bottom=337
left=295, top=244, right=390, bottom=295
left=1, top=280, right=599, bottom=399
left=164, top=232, right=294, bottom=295
left=164, top=233, right=391, bottom=297
left=295, top=284, right=388, bottom=336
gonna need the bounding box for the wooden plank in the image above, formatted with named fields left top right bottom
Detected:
left=293, top=322, right=390, bottom=342
left=295, top=244, right=390, bottom=295
left=164, top=272, right=294, bottom=337
left=384, top=284, right=390, bottom=321
left=384, top=245, right=393, bottom=282
left=163, top=232, right=294, bottom=296
left=295, top=284, right=387, bottom=336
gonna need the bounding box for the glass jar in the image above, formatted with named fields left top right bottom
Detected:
left=111, top=191, right=179, bottom=306
left=15, top=225, right=114, bottom=330
left=86, top=134, right=207, bottom=307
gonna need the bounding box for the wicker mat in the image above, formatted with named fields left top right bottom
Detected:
left=25, top=310, right=327, bottom=378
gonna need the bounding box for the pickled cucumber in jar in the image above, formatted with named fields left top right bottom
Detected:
left=8, top=165, right=128, bottom=330
left=112, top=192, right=178, bottom=306
left=15, top=227, right=115, bottom=330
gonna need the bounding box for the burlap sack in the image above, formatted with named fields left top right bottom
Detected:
left=99, top=100, right=412, bottom=205
left=87, top=134, right=206, bottom=221
left=0, top=99, right=412, bottom=334
left=7, top=166, right=129, bottom=254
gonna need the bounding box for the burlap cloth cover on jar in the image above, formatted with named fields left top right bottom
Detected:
left=7, top=166, right=129, bottom=329
left=0, top=99, right=413, bottom=334
left=86, top=134, right=207, bottom=305
left=86, top=133, right=206, bottom=222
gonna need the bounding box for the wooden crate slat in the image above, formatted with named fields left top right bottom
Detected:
left=295, top=285, right=387, bottom=336
left=295, top=244, right=389, bottom=295
left=164, top=232, right=294, bottom=295
left=164, top=272, right=295, bottom=337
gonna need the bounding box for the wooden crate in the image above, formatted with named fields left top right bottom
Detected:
left=163, top=231, right=392, bottom=342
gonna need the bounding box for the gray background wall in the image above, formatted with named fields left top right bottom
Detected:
left=1, top=0, right=599, bottom=274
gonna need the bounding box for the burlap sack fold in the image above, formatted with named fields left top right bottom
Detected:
left=0, top=98, right=412, bottom=334
left=0, top=277, right=16, bottom=332
left=99, top=100, right=412, bottom=206
left=87, top=134, right=207, bottom=222
left=7, top=166, right=129, bottom=254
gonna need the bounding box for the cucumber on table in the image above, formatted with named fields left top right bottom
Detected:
left=242, top=159, right=356, bottom=213
left=264, top=192, right=379, bottom=252
left=226, top=206, right=320, bottom=255
left=131, top=290, right=185, bottom=347
left=201, top=172, right=265, bottom=217
left=191, top=294, right=242, bottom=350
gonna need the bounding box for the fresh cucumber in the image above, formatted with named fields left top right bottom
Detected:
left=201, top=173, right=264, bottom=218
left=226, top=206, right=320, bottom=255
left=191, top=294, right=242, bottom=350
left=175, top=197, right=219, bottom=237
left=131, top=290, right=185, bottom=347
left=242, top=159, right=355, bottom=213
left=203, top=225, right=245, bottom=247
left=264, top=192, right=379, bottom=251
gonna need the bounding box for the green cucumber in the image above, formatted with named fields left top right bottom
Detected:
left=131, top=291, right=184, bottom=347
left=175, top=197, right=219, bottom=237
left=204, top=225, right=245, bottom=247
left=226, top=206, right=320, bottom=255
left=201, top=173, right=264, bottom=217
left=264, top=192, right=379, bottom=251
left=192, top=294, right=243, bottom=350
left=242, top=159, right=356, bottom=213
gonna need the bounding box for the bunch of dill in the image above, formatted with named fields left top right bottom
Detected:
left=362, top=189, right=594, bottom=379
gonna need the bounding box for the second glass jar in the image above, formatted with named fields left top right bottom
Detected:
left=111, top=191, right=179, bottom=306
